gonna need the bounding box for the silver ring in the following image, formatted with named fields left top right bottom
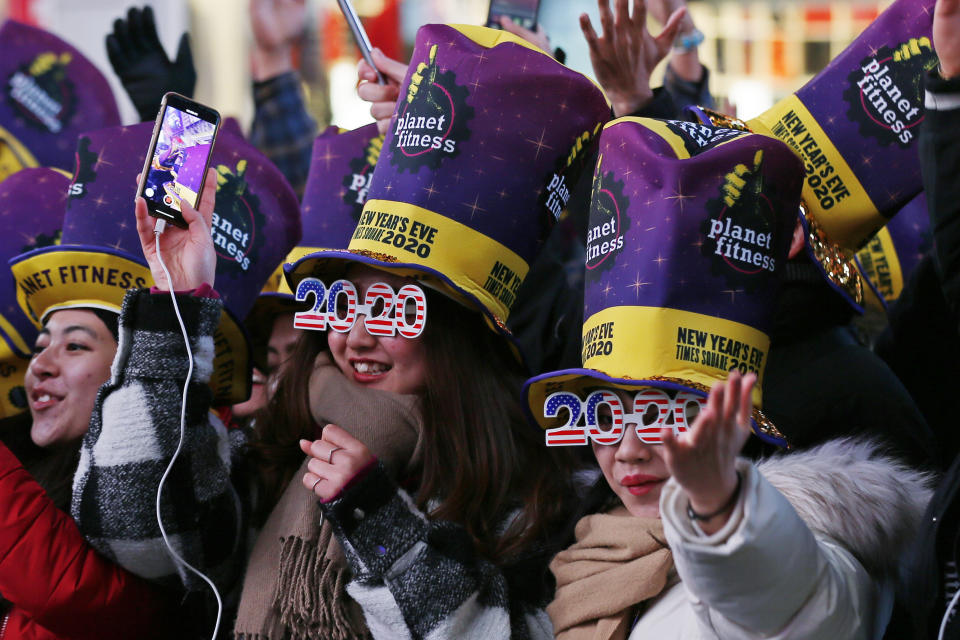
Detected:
left=328, top=446, right=344, bottom=465
left=312, top=476, right=324, bottom=492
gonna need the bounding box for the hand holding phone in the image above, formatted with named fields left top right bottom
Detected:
left=137, top=92, right=220, bottom=229
left=135, top=168, right=219, bottom=291
left=357, top=50, right=410, bottom=135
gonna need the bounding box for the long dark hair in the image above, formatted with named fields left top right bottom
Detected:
left=247, top=289, right=577, bottom=562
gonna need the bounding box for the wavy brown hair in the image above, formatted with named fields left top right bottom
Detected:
left=247, top=290, right=577, bottom=563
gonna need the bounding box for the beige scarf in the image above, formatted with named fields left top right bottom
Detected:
left=547, top=507, right=675, bottom=640
left=234, top=353, right=424, bottom=640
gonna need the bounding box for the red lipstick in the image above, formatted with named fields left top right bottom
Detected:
left=620, top=474, right=666, bottom=496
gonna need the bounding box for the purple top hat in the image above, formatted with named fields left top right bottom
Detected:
left=0, top=167, right=68, bottom=418
left=732, top=0, right=934, bottom=311
left=856, top=192, right=931, bottom=310
left=286, top=24, right=611, bottom=342
left=0, top=20, right=120, bottom=180
left=8, top=123, right=301, bottom=404
left=246, top=123, right=382, bottom=369
left=524, top=117, right=805, bottom=448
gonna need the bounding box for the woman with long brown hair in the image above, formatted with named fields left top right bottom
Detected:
left=240, top=267, right=577, bottom=638
left=231, top=22, right=611, bottom=639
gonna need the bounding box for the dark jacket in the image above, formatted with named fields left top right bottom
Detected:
left=751, top=260, right=936, bottom=468
left=882, top=71, right=960, bottom=640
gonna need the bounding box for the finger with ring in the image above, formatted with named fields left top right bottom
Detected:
left=328, top=446, right=344, bottom=465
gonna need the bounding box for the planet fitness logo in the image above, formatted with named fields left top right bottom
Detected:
left=585, top=158, right=630, bottom=281
left=342, top=134, right=384, bottom=221
left=843, top=39, right=938, bottom=148
left=212, top=160, right=266, bottom=273
left=6, top=52, right=76, bottom=134
left=390, top=44, right=473, bottom=172
left=700, top=150, right=778, bottom=291
left=538, top=123, right=602, bottom=244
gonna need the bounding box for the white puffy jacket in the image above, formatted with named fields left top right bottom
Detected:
left=629, top=438, right=932, bottom=640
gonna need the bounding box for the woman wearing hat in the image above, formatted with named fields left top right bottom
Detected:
left=58, top=22, right=610, bottom=639
left=232, top=24, right=613, bottom=639
left=529, top=117, right=933, bottom=639
left=0, top=169, right=175, bottom=639
left=5, top=118, right=301, bottom=635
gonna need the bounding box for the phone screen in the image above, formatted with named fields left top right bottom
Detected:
left=487, top=0, right=540, bottom=29
left=143, top=104, right=217, bottom=213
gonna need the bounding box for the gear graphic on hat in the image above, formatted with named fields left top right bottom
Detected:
left=7, top=51, right=77, bottom=134
left=390, top=43, right=473, bottom=172
left=585, top=161, right=631, bottom=281
left=66, top=136, right=98, bottom=204
left=842, top=42, right=938, bottom=149
left=211, top=159, right=266, bottom=276
left=342, top=133, right=385, bottom=220
left=701, top=150, right=779, bottom=291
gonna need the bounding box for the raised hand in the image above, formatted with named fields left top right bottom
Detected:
left=249, top=0, right=308, bottom=81
left=300, top=424, right=375, bottom=502
left=106, top=6, right=196, bottom=122
left=580, top=0, right=686, bottom=117
left=135, top=168, right=217, bottom=292
left=250, top=0, right=307, bottom=51
left=661, top=370, right=755, bottom=533
left=935, top=0, right=960, bottom=78
left=357, top=49, right=409, bottom=135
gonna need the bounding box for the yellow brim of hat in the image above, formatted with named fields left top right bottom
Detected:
left=286, top=197, right=531, bottom=339
left=10, top=246, right=252, bottom=405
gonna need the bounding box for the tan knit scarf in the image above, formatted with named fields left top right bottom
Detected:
left=234, top=353, right=423, bottom=640
left=547, top=507, right=675, bottom=640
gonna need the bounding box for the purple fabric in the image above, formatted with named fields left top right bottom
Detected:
left=583, top=120, right=804, bottom=332
left=0, top=168, right=67, bottom=356
left=300, top=123, right=382, bottom=250
left=0, top=20, right=120, bottom=173
left=366, top=24, right=611, bottom=265
left=19, top=121, right=301, bottom=323
left=790, top=0, right=936, bottom=222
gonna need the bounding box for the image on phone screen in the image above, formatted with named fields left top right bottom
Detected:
left=143, top=106, right=216, bottom=213
left=487, top=0, right=540, bottom=29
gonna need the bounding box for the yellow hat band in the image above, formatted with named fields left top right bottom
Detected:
left=347, top=198, right=530, bottom=325
left=581, top=305, right=769, bottom=407
left=856, top=226, right=905, bottom=309
left=749, top=96, right=879, bottom=251
left=11, top=247, right=250, bottom=405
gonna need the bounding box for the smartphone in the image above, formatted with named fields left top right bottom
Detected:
left=486, top=0, right=541, bottom=30
left=137, top=92, right=220, bottom=229
left=337, top=0, right=385, bottom=85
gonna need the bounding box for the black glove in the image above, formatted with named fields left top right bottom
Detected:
left=106, top=6, right=196, bottom=122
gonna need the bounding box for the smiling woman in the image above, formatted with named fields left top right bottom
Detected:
left=326, top=265, right=428, bottom=395
left=25, top=309, right=117, bottom=448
